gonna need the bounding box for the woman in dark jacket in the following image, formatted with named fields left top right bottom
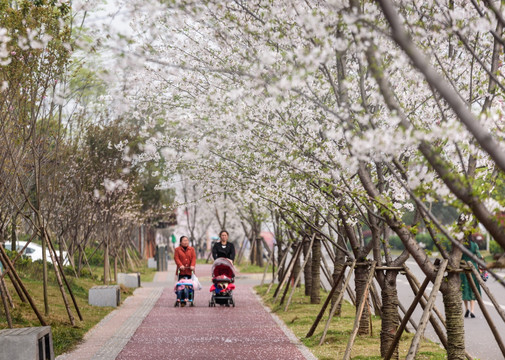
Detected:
left=212, top=230, right=235, bottom=263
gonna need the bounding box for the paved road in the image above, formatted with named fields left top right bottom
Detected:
left=57, top=263, right=314, bottom=360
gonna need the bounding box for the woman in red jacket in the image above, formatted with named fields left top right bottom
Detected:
left=174, top=236, right=196, bottom=280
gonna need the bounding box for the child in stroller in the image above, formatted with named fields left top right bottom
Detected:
left=209, top=258, right=236, bottom=307
left=174, top=278, right=195, bottom=307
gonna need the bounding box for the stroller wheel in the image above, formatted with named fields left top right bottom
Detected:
left=231, top=299, right=235, bottom=307
left=190, top=301, right=194, bottom=307
left=209, top=301, right=211, bottom=307
left=174, top=302, right=179, bottom=307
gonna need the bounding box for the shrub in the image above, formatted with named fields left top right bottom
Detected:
left=415, top=233, right=434, bottom=251
left=387, top=233, right=449, bottom=251
left=74, top=246, right=104, bottom=266
left=387, top=235, right=404, bottom=250
left=490, top=240, right=504, bottom=255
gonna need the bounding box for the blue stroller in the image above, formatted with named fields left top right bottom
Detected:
left=174, top=277, right=195, bottom=307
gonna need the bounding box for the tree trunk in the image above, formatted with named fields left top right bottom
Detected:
left=11, top=214, right=17, bottom=254
left=123, top=248, right=127, bottom=271
left=310, top=235, right=321, bottom=304
left=58, top=238, right=64, bottom=266
left=292, top=248, right=301, bottom=288
left=256, top=237, right=264, bottom=267
left=380, top=270, right=400, bottom=359
left=41, top=233, right=49, bottom=316
left=250, top=236, right=256, bottom=265
left=331, top=237, right=346, bottom=315
left=114, top=256, right=118, bottom=283
left=104, top=240, right=110, bottom=285
left=77, top=245, right=83, bottom=277
left=303, top=237, right=313, bottom=296
left=355, top=264, right=370, bottom=335
left=276, top=242, right=284, bottom=280
left=442, top=272, right=466, bottom=359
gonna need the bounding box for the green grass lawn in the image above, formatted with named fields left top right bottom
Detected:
left=255, top=284, right=447, bottom=360
left=0, top=259, right=156, bottom=355
left=196, top=258, right=212, bottom=264
left=196, top=258, right=274, bottom=274
left=138, top=265, right=156, bottom=283
left=236, top=262, right=273, bottom=273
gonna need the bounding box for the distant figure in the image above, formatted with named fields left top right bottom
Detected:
left=461, top=235, right=482, bottom=318
left=212, top=230, right=235, bottom=263
left=174, top=236, right=196, bottom=280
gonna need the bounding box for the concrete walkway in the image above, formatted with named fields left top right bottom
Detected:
left=57, top=263, right=316, bottom=360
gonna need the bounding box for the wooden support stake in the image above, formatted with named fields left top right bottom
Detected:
left=369, top=279, right=382, bottom=318
left=465, top=266, right=505, bottom=358
left=260, top=237, right=272, bottom=258
left=273, top=242, right=302, bottom=302
left=306, top=262, right=350, bottom=337
left=45, top=232, right=83, bottom=322
left=235, top=236, right=247, bottom=265
left=320, top=255, right=333, bottom=287
left=406, top=259, right=448, bottom=360
left=320, top=263, right=333, bottom=289
left=205, top=250, right=213, bottom=264
left=273, top=242, right=299, bottom=299
left=384, top=275, right=431, bottom=360
left=320, top=278, right=328, bottom=292
left=341, top=262, right=377, bottom=357
left=403, top=266, right=447, bottom=328
left=43, top=233, right=75, bottom=326
left=285, top=234, right=316, bottom=311
left=398, top=300, right=418, bottom=332
left=467, top=261, right=505, bottom=324
left=260, top=244, right=275, bottom=286
left=321, top=239, right=335, bottom=263
left=0, top=272, right=12, bottom=327
left=279, top=271, right=293, bottom=305
left=0, top=251, right=26, bottom=303
left=266, top=242, right=293, bottom=295
left=318, top=261, right=357, bottom=342
left=346, top=281, right=356, bottom=306
left=0, top=266, right=13, bottom=309
left=0, top=245, right=46, bottom=326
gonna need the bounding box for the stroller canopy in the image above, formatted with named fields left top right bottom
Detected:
left=212, top=258, right=236, bottom=279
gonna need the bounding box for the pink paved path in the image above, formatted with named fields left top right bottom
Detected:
left=57, top=264, right=314, bottom=360
left=116, top=266, right=310, bottom=360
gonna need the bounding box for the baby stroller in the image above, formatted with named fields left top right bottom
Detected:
left=209, top=258, right=236, bottom=307
left=174, top=275, right=196, bottom=307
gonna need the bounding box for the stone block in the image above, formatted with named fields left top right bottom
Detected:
left=147, top=257, right=157, bottom=269
left=88, top=285, right=120, bottom=307
left=0, top=326, right=54, bottom=360
left=117, top=272, right=141, bottom=288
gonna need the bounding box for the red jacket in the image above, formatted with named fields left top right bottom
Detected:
left=174, top=246, right=196, bottom=276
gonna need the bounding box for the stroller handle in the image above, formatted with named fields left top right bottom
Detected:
left=176, top=267, right=195, bottom=275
